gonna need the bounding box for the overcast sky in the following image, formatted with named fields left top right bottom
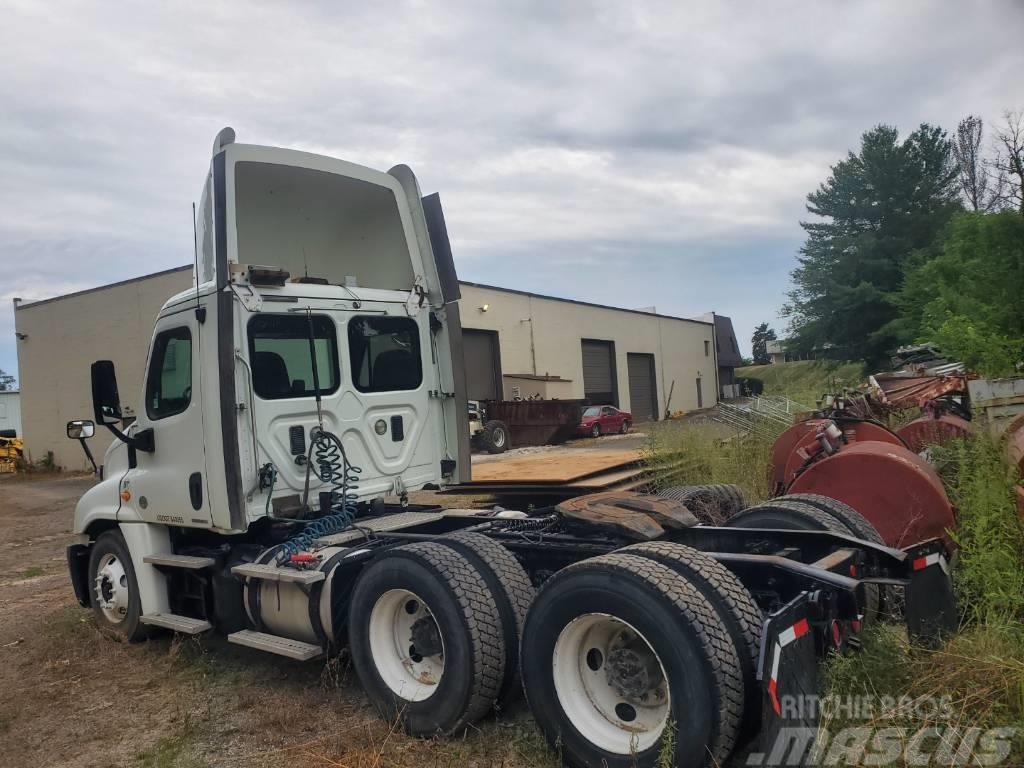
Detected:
left=2, top=1, right=1023, bottom=383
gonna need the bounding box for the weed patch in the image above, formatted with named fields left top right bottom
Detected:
left=647, top=422, right=776, bottom=503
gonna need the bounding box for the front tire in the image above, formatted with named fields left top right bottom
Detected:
left=348, top=542, right=505, bottom=736
left=87, top=530, right=149, bottom=642
left=521, top=553, right=744, bottom=768
left=591, top=423, right=601, bottom=438
left=620, top=420, right=631, bottom=434
left=480, top=420, right=509, bottom=454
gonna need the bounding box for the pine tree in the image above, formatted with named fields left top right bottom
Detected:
left=784, top=124, right=961, bottom=365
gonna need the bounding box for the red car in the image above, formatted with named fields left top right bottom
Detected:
left=578, top=405, right=632, bottom=437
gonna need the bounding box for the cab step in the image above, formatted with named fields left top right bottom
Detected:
left=144, top=553, right=216, bottom=569
left=231, top=562, right=325, bottom=584
left=227, top=630, right=324, bottom=660
left=140, top=613, right=212, bottom=634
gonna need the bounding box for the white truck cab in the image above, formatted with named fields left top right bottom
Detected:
left=72, top=127, right=469, bottom=541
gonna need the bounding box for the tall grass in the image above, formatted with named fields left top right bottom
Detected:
left=648, top=421, right=1024, bottom=765
left=932, top=436, right=1024, bottom=622
left=645, top=421, right=777, bottom=503
left=821, top=433, right=1024, bottom=765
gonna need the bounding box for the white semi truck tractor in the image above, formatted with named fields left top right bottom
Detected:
left=65, top=129, right=958, bottom=768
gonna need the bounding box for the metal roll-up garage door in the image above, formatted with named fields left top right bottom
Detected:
left=581, top=339, right=616, bottom=405
left=462, top=329, right=501, bottom=401
left=627, top=353, right=657, bottom=422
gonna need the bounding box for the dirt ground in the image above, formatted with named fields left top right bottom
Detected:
left=0, top=472, right=562, bottom=768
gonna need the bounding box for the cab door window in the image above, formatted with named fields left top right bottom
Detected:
left=146, top=327, right=193, bottom=419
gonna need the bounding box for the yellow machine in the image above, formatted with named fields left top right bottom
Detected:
left=0, top=434, right=23, bottom=473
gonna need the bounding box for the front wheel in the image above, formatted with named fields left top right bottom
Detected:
left=480, top=420, right=509, bottom=454
left=591, top=423, right=601, bottom=438
left=620, top=420, right=631, bottom=434
left=87, top=530, right=149, bottom=642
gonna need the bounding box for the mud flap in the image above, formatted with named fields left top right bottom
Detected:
left=903, top=543, right=957, bottom=646
left=67, top=544, right=91, bottom=607
left=754, top=593, right=821, bottom=767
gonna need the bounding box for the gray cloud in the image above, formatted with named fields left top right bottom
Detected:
left=1, top=0, right=1023, bottom=379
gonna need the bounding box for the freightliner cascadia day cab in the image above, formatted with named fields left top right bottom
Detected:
left=64, top=129, right=958, bottom=768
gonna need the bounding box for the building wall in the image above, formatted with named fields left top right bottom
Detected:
left=14, top=267, right=193, bottom=470
left=459, top=283, right=716, bottom=419
left=0, top=391, right=21, bottom=435
left=14, top=269, right=718, bottom=470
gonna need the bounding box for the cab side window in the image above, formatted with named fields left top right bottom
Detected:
left=146, top=327, right=193, bottom=419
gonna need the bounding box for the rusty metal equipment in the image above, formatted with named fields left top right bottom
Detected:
left=781, top=418, right=905, bottom=490
left=481, top=399, right=585, bottom=447
left=784, top=431, right=955, bottom=548
left=897, top=411, right=973, bottom=454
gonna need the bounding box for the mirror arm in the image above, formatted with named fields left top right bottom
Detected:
left=102, top=423, right=155, bottom=453
left=78, top=438, right=98, bottom=474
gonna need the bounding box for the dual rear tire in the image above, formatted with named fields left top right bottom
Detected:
left=521, top=545, right=760, bottom=768
left=349, top=538, right=759, bottom=767
left=348, top=535, right=534, bottom=736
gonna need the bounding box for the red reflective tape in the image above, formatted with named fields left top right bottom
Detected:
left=768, top=678, right=781, bottom=715
left=792, top=617, right=810, bottom=639
left=912, top=556, right=929, bottom=571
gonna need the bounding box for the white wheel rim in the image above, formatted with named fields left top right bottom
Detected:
left=494, top=429, right=506, bottom=448
left=94, top=553, right=130, bottom=624
left=368, top=589, right=445, bottom=702
left=553, top=613, right=670, bottom=754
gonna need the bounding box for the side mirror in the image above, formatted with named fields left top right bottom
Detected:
left=66, top=420, right=95, bottom=440
left=91, top=360, right=122, bottom=425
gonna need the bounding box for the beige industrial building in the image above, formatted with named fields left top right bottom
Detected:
left=14, top=266, right=725, bottom=470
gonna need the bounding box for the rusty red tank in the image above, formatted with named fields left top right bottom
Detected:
left=787, top=440, right=955, bottom=548
left=769, top=420, right=819, bottom=494
left=780, top=419, right=905, bottom=489
left=897, top=413, right=973, bottom=454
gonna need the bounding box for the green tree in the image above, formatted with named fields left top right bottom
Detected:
left=899, top=211, right=1024, bottom=376
left=0, top=369, right=14, bottom=391
left=751, top=323, right=777, bottom=365
left=784, top=124, right=961, bottom=366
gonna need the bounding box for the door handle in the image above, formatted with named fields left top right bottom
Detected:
left=390, top=415, right=405, bottom=442
left=188, top=472, right=203, bottom=510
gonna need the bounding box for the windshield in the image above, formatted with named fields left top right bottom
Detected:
left=582, top=407, right=601, bottom=417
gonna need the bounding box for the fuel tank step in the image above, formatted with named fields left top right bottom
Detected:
left=140, top=613, right=212, bottom=634
left=227, top=630, right=324, bottom=660
left=231, top=563, right=325, bottom=584
left=144, top=553, right=216, bottom=569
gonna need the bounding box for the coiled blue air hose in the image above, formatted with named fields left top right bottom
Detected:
left=275, top=429, right=362, bottom=563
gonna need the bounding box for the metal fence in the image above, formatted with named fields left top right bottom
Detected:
left=712, top=396, right=809, bottom=438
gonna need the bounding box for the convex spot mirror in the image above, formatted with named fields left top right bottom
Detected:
left=67, top=420, right=95, bottom=439
left=90, top=360, right=123, bottom=425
